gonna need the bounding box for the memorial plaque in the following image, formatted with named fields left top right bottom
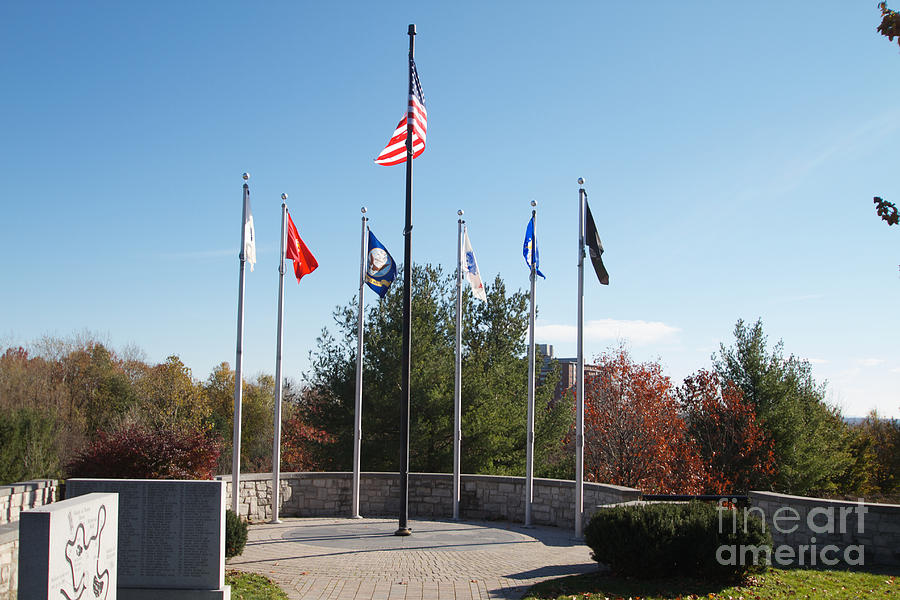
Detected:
left=19, top=492, right=118, bottom=600
left=66, top=479, right=225, bottom=591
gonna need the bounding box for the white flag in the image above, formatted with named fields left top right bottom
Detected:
left=463, top=227, right=487, bottom=302
left=243, top=187, right=256, bottom=272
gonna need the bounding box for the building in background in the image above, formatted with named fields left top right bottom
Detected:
left=536, top=344, right=600, bottom=402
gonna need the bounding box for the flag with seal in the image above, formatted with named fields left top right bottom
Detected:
left=523, top=216, right=545, bottom=279
left=463, top=227, right=487, bottom=302
left=365, top=229, right=396, bottom=297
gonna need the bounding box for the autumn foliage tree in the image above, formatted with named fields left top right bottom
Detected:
left=281, top=413, right=335, bottom=472
left=66, top=422, right=222, bottom=480
left=878, top=2, right=900, bottom=48
left=854, top=411, right=900, bottom=498
left=583, top=346, right=704, bottom=494
left=678, top=370, right=776, bottom=494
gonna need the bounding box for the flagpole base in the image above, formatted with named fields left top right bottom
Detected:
left=394, top=527, right=412, bottom=536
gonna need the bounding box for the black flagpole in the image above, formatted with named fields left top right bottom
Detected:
left=395, top=23, right=416, bottom=537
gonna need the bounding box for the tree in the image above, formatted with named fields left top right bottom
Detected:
left=878, top=2, right=900, bottom=48
left=0, top=339, right=145, bottom=481
left=0, top=407, right=60, bottom=485
left=136, top=355, right=208, bottom=430
left=0, top=346, right=70, bottom=482
left=201, top=363, right=283, bottom=473
left=678, top=370, right=776, bottom=494
left=59, top=343, right=139, bottom=435
left=301, top=264, right=571, bottom=477
left=835, top=425, right=880, bottom=497
left=874, top=197, right=899, bottom=226
left=855, top=411, right=900, bottom=497
left=583, top=345, right=705, bottom=494
left=873, top=1, right=898, bottom=237
left=714, top=319, right=854, bottom=495
left=281, top=412, right=334, bottom=472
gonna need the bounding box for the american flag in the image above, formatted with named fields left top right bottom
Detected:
left=375, top=58, right=427, bottom=166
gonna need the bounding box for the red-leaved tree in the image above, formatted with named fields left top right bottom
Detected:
left=583, top=346, right=705, bottom=494
left=678, top=370, right=777, bottom=494
left=280, top=413, right=335, bottom=472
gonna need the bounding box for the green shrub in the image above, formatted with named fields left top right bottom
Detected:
left=584, top=501, right=771, bottom=581
left=225, top=509, right=248, bottom=559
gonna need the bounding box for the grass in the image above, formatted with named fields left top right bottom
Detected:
left=523, top=568, right=899, bottom=600
left=226, top=570, right=290, bottom=600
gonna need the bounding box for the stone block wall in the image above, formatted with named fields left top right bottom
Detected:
left=749, top=491, right=900, bottom=567
left=219, top=472, right=640, bottom=529
left=0, top=479, right=57, bottom=600
left=0, top=479, right=57, bottom=525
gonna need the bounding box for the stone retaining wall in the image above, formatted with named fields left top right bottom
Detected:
left=0, top=479, right=57, bottom=600
left=747, top=491, right=900, bottom=567
left=219, top=472, right=640, bottom=529
left=0, top=479, right=57, bottom=525
left=0, top=524, right=17, bottom=600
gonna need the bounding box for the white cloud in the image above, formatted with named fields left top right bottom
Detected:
left=808, top=358, right=829, bottom=365
left=815, top=361, right=900, bottom=418
left=535, top=319, right=680, bottom=346
left=770, top=293, right=825, bottom=305
left=731, top=108, right=900, bottom=205
left=856, top=358, right=885, bottom=368
left=773, top=109, right=900, bottom=195
left=158, top=248, right=236, bottom=260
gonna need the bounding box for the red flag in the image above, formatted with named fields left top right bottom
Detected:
left=286, top=211, right=318, bottom=283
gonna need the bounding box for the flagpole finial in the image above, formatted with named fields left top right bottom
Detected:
left=281, top=193, right=288, bottom=201
left=408, top=24, right=416, bottom=35
left=361, top=206, right=367, bottom=214
left=577, top=177, right=585, bottom=186
left=457, top=209, right=463, bottom=216
left=242, top=172, right=250, bottom=181
left=531, top=200, right=537, bottom=208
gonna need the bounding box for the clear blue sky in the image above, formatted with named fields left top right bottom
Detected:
left=2, top=1, right=897, bottom=417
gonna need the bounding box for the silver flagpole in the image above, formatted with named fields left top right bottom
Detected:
left=525, top=200, right=537, bottom=527
left=575, top=178, right=586, bottom=538
left=352, top=207, right=368, bottom=519
left=271, top=194, right=288, bottom=524
left=232, top=172, right=250, bottom=517
left=453, top=211, right=464, bottom=520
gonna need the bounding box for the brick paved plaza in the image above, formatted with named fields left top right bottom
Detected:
left=226, top=518, right=597, bottom=600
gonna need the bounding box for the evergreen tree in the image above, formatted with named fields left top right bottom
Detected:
left=714, top=319, right=853, bottom=495
left=301, top=264, right=571, bottom=476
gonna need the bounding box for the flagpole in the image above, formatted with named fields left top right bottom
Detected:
left=232, top=172, right=250, bottom=517
left=525, top=201, right=537, bottom=527
left=575, top=178, right=586, bottom=538
left=453, top=211, right=464, bottom=521
left=271, top=194, right=288, bottom=524
left=352, top=207, right=368, bottom=519
left=396, top=23, right=416, bottom=537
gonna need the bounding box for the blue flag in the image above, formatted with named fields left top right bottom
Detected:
left=365, top=229, right=397, bottom=298
left=523, top=216, right=545, bottom=279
